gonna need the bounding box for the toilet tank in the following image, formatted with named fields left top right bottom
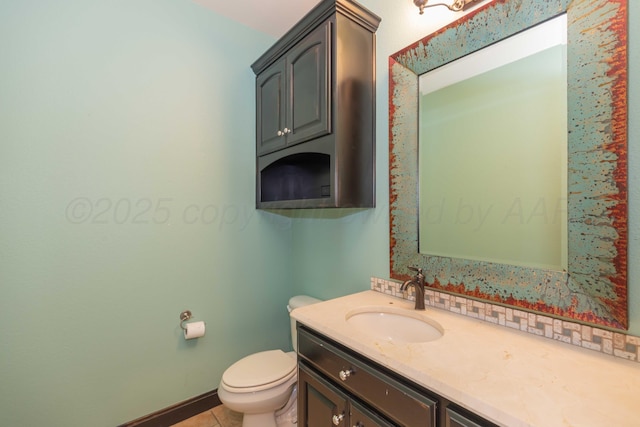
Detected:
left=287, top=295, right=321, bottom=352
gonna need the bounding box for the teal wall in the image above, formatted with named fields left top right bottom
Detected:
left=291, top=0, right=640, bottom=331
left=0, top=0, right=638, bottom=426
left=0, top=1, right=292, bottom=425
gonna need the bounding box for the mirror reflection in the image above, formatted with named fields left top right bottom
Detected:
left=418, top=15, right=568, bottom=271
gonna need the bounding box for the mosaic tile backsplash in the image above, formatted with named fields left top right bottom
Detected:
left=371, top=277, right=640, bottom=364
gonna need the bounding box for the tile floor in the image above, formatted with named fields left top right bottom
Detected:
left=170, top=405, right=242, bottom=427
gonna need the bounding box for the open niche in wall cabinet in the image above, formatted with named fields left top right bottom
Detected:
left=251, top=0, right=380, bottom=209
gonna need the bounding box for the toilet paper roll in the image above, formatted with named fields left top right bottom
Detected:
left=184, top=321, right=206, bottom=340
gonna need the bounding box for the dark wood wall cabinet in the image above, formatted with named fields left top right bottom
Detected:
left=251, top=0, right=380, bottom=209
left=297, top=325, right=498, bottom=427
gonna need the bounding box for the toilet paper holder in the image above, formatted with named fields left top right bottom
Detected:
left=179, top=310, right=192, bottom=330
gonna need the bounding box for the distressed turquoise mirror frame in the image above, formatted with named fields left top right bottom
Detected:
left=389, top=0, right=628, bottom=329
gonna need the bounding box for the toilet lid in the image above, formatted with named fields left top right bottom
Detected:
left=222, top=350, right=296, bottom=389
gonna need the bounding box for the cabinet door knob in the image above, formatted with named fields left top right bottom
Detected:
left=283, top=127, right=291, bottom=134
left=339, top=369, right=353, bottom=381
left=277, top=130, right=284, bottom=136
left=332, top=413, right=345, bottom=425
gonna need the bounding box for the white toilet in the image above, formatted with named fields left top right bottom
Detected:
left=218, top=295, right=321, bottom=427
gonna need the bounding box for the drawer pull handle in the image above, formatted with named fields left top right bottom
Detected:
left=339, top=369, right=353, bottom=381
left=332, top=413, right=345, bottom=425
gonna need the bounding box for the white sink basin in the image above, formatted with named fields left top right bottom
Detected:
left=345, top=307, right=443, bottom=343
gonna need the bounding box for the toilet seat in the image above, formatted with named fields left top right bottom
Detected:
left=221, top=350, right=296, bottom=393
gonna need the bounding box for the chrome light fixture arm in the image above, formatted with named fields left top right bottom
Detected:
left=413, top=0, right=484, bottom=15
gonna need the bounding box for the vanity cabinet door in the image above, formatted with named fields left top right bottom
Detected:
left=444, top=406, right=497, bottom=427
left=299, top=363, right=349, bottom=427
left=351, top=401, right=395, bottom=427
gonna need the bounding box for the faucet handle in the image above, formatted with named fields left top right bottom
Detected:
left=407, top=266, right=424, bottom=277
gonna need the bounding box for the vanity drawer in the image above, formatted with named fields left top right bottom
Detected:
left=298, top=325, right=437, bottom=426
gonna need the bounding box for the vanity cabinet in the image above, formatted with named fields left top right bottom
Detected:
left=297, top=325, right=498, bottom=427
left=251, top=0, right=380, bottom=209
left=299, top=364, right=394, bottom=427
left=298, top=325, right=437, bottom=426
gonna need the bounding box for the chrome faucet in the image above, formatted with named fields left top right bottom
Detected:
left=401, top=267, right=426, bottom=310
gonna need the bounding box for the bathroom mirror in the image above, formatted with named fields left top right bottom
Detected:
left=418, top=15, right=568, bottom=271
left=389, top=0, right=628, bottom=329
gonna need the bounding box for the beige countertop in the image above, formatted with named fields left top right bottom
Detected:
left=291, top=290, right=640, bottom=427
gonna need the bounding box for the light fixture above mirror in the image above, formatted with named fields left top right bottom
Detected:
left=413, top=0, right=486, bottom=15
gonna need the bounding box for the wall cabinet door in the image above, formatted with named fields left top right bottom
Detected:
left=285, top=21, right=330, bottom=147
left=256, top=60, right=287, bottom=155
left=256, top=22, right=330, bottom=156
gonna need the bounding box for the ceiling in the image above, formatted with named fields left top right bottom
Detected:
left=193, top=0, right=324, bottom=38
